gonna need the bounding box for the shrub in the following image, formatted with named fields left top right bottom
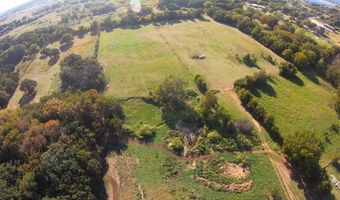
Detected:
left=207, top=131, right=221, bottom=143
left=194, top=74, right=208, bottom=94
left=236, top=87, right=282, bottom=145
left=236, top=134, right=252, bottom=151
left=262, top=54, right=275, bottom=65
left=135, top=125, right=155, bottom=141
left=235, top=119, right=254, bottom=135
left=167, top=137, right=184, bottom=155
left=234, top=71, right=270, bottom=91
left=242, top=54, right=257, bottom=67
left=278, top=62, right=297, bottom=78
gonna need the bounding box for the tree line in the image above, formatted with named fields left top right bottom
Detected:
left=0, top=90, right=126, bottom=199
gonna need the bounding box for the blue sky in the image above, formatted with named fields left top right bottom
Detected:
left=0, top=0, right=32, bottom=13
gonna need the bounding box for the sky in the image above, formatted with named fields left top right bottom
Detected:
left=0, top=0, right=32, bottom=13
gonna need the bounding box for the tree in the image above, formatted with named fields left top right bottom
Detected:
left=90, top=21, right=99, bottom=35
left=284, top=131, right=331, bottom=194
left=48, top=48, right=60, bottom=65
left=155, top=76, right=186, bottom=110
left=20, top=79, right=37, bottom=96
left=294, top=52, right=309, bottom=68
left=60, top=33, right=73, bottom=46
left=135, top=125, right=155, bottom=141
left=194, top=74, right=208, bottom=94
left=242, top=54, right=257, bottom=67
left=60, top=54, right=106, bottom=92
left=278, top=62, right=297, bottom=78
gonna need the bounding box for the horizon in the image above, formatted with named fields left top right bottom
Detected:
left=0, top=0, right=33, bottom=14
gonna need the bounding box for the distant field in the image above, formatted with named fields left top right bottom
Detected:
left=7, top=34, right=96, bottom=109
left=114, top=143, right=286, bottom=200
left=250, top=71, right=339, bottom=164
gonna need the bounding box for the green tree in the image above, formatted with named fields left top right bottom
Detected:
left=294, top=52, right=309, bottom=68
left=60, top=33, right=73, bottom=46
left=20, top=79, right=37, bottom=96
left=155, top=76, right=186, bottom=110
left=278, top=62, right=297, bottom=78
left=194, top=74, right=208, bottom=94
left=90, top=21, right=99, bottom=35
left=284, top=131, right=331, bottom=194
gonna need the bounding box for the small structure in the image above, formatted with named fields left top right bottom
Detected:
left=192, top=54, right=206, bottom=60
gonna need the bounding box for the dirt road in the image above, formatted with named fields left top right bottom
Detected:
left=104, top=156, right=120, bottom=200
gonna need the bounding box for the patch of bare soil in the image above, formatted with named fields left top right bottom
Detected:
left=104, top=156, right=120, bottom=200
left=196, top=177, right=253, bottom=192
left=116, top=156, right=141, bottom=200
left=220, top=163, right=250, bottom=180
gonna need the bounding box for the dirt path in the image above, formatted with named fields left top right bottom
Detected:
left=104, top=156, right=120, bottom=200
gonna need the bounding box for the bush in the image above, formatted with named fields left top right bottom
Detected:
left=194, top=74, right=208, bottom=94
left=135, top=125, right=155, bottom=141
left=234, top=71, right=270, bottom=91
left=167, top=137, right=184, bottom=155
left=242, top=54, right=257, bottom=67
left=262, top=54, right=275, bottom=65
left=278, top=62, right=297, bottom=78
left=207, top=131, right=221, bottom=143
left=235, top=119, right=254, bottom=135
left=236, top=88, right=282, bottom=145
left=236, top=134, right=252, bottom=151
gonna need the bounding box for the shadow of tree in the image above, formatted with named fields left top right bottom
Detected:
left=60, top=42, right=73, bottom=52
left=48, top=56, right=59, bottom=66
left=102, top=17, right=206, bottom=33
left=286, top=160, right=337, bottom=200
left=250, top=80, right=277, bottom=98
left=19, top=91, right=36, bottom=107
left=301, top=70, right=320, bottom=85
left=284, top=75, right=305, bottom=87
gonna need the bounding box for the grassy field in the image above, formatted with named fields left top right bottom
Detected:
left=121, top=99, right=169, bottom=143
left=7, top=34, right=96, bottom=109
left=98, top=24, right=193, bottom=98
left=114, top=143, right=286, bottom=200
left=249, top=71, right=339, bottom=164
left=156, top=18, right=283, bottom=88
left=98, top=18, right=283, bottom=116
